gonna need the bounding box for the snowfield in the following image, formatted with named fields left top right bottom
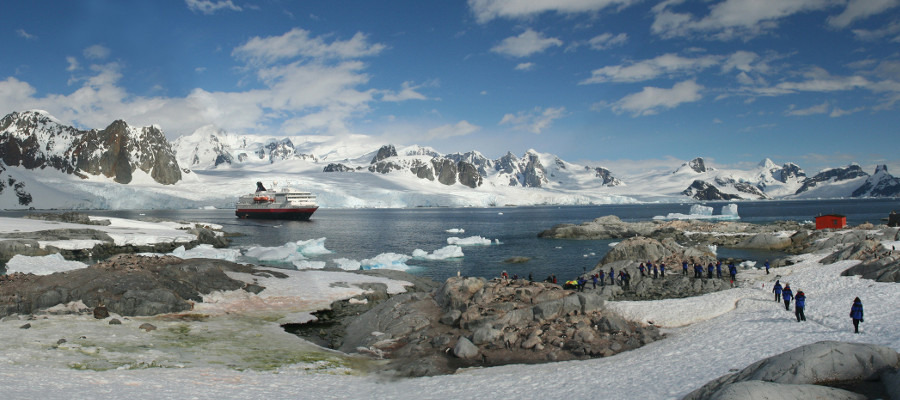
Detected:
left=2, top=231, right=899, bottom=399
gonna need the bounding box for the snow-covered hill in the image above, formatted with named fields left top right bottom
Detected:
left=0, top=110, right=896, bottom=210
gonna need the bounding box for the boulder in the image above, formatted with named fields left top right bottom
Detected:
left=684, top=341, right=900, bottom=400
left=453, top=336, right=479, bottom=359
left=704, top=380, right=865, bottom=400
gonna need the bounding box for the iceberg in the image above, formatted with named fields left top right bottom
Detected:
left=360, top=253, right=414, bottom=271
left=243, top=238, right=332, bottom=264
left=653, top=203, right=741, bottom=221
left=412, top=245, right=464, bottom=260
left=170, top=244, right=241, bottom=262
left=447, top=236, right=501, bottom=246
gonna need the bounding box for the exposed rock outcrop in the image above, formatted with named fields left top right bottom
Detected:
left=301, top=277, right=660, bottom=377
left=683, top=341, right=900, bottom=400
left=0, top=255, right=270, bottom=317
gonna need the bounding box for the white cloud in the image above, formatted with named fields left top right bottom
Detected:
left=828, top=0, right=900, bottom=28
left=651, top=0, right=839, bottom=40
left=1, top=26, right=406, bottom=139
left=515, top=62, right=535, bottom=71
left=499, top=106, right=566, bottom=133
left=83, top=45, right=111, bottom=60
left=852, top=19, right=900, bottom=41
left=469, top=0, right=640, bottom=23
left=830, top=106, right=865, bottom=117
left=722, top=51, right=759, bottom=73
left=425, top=120, right=480, bottom=139
left=490, top=29, right=562, bottom=58
left=381, top=81, right=429, bottom=102
left=588, top=33, right=628, bottom=50
left=233, top=28, right=386, bottom=66
left=16, top=29, right=36, bottom=40
left=185, top=0, right=242, bottom=15
left=775, top=67, right=872, bottom=92
left=610, top=80, right=704, bottom=116
left=786, top=101, right=829, bottom=116
left=66, top=57, right=80, bottom=72
left=580, top=53, right=719, bottom=84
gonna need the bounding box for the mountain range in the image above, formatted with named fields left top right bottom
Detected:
left=0, top=110, right=897, bottom=210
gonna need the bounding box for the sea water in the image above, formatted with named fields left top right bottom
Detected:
left=31, top=198, right=894, bottom=283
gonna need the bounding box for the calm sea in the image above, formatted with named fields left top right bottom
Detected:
left=13, top=198, right=893, bottom=283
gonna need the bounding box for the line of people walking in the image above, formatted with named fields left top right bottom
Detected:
left=772, top=279, right=863, bottom=333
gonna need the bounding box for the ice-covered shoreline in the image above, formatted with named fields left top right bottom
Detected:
left=2, top=215, right=900, bottom=399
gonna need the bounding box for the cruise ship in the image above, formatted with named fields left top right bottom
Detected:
left=235, top=182, right=318, bottom=220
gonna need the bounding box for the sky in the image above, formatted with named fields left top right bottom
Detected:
left=1, top=0, right=899, bottom=174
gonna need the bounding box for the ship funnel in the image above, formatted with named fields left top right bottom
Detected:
left=256, top=182, right=267, bottom=192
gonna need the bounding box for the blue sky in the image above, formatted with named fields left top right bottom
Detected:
left=1, top=0, right=899, bottom=174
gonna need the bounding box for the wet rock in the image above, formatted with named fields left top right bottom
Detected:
left=139, top=323, right=157, bottom=332
left=108, top=318, right=122, bottom=325
left=93, top=305, right=109, bottom=319
left=20, top=323, right=30, bottom=329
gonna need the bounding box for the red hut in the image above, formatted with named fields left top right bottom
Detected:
left=815, top=214, right=846, bottom=230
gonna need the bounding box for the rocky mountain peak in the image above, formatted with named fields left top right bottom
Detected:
left=688, top=157, right=708, bottom=173
left=371, top=144, right=398, bottom=164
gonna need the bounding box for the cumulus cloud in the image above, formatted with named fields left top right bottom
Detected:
left=1, top=27, right=408, bottom=139
left=587, top=33, right=628, bottom=50
left=852, top=19, right=900, bottom=41
left=609, top=80, right=704, bottom=116
left=786, top=102, right=829, bottom=116
left=651, top=0, right=838, bottom=40
left=491, top=29, right=562, bottom=58
left=185, top=0, right=242, bottom=15
left=233, top=28, right=386, bottom=66
left=775, top=67, right=872, bottom=92
left=828, top=0, right=900, bottom=28
left=469, top=0, right=640, bottom=23
left=66, top=57, right=80, bottom=72
left=425, top=120, right=480, bottom=139
left=830, top=106, right=865, bottom=117
left=515, top=62, right=535, bottom=71
left=499, top=106, right=566, bottom=133
left=381, top=81, right=429, bottom=102
left=16, top=29, right=36, bottom=40
left=581, top=53, right=719, bottom=84
left=83, top=45, right=111, bottom=60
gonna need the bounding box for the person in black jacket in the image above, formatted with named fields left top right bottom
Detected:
left=850, top=297, right=864, bottom=333
left=794, top=291, right=806, bottom=322
left=782, top=284, right=793, bottom=311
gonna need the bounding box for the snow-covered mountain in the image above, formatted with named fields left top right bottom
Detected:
left=0, top=110, right=896, bottom=210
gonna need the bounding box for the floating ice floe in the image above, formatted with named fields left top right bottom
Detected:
left=447, top=236, right=501, bottom=246
left=412, top=245, right=464, bottom=260
left=169, top=244, right=241, bottom=262
left=360, top=253, right=415, bottom=271
left=5, top=253, right=88, bottom=275
left=243, top=238, right=332, bottom=264
left=445, top=228, right=465, bottom=234
left=653, top=203, right=740, bottom=221
left=331, top=258, right=362, bottom=271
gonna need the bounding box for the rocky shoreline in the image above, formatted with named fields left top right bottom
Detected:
left=2, top=211, right=900, bottom=397
left=0, top=212, right=230, bottom=270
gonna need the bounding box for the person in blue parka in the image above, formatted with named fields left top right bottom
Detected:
left=773, top=280, right=783, bottom=302
left=850, top=297, right=864, bottom=333
left=782, top=284, right=793, bottom=311
left=794, top=290, right=806, bottom=322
